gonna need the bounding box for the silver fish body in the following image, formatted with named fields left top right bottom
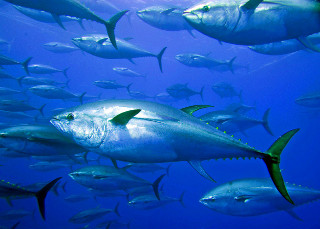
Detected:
left=183, top=0, right=320, bottom=45
left=200, top=178, right=320, bottom=217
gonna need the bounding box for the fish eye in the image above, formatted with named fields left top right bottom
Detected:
left=66, top=113, right=74, bottom=121
left=202, top=5, right=210, bottom=12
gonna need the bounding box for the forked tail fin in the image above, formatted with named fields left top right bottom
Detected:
left=152, top=174, right=166, bottom=200
left=104, top=10, right=129, bottom=49
left=114, top=202, right=120, bottom=217
left=35, top=177, right=62, bottom=220
left=156, top=47, right=167, bottom=73
left=263, top=129, right=300, bottom=204
left=262, top=108, right=274, bottom=136
left=228, top=56, right=237, bottom=74
left=21, top=57, right=32, bottom=75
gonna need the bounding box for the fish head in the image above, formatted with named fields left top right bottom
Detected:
left=71, top=35, right=102, bottom=51
left=295, top=95, right=320, bottom=107
left=176, top=53, right=204, bottom=66
left=69, top=166, right=118, bottom=189
left=200, top=181, right=241, bottom=211
left=136, top=7, right=156, bottom=23
left=113, top=67, right=128, bottom=72
left=175, top=54, right=190, bottom=64
left=51, top=107, right=107, bottom=150
left=183, top=1, right=240, bottom=39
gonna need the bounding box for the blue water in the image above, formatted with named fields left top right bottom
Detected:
left=0, top=0, right=320, bottom=228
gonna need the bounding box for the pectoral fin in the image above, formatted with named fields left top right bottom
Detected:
left=51, top=14, right=66, bottom=30
left=181, top=105, right=213, bottom=116
left=234, top=195, right=255, bottom=203
left=297, top=37, right=320, bottom=53
left=111, top=109, right=141, bottom=126
left=188, top=160, right=216, bottom=182
left=97, top=38, right=108, bottom=45
left=161, top=8, right=176, bottom=15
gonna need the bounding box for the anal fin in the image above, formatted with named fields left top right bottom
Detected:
left=284, top=209, right=303, bottom=221
left=188, top=160, right=216, bottom=182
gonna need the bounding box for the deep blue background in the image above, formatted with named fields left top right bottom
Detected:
left=0, top=0, right=319, bottom=228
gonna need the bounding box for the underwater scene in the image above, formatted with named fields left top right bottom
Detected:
left=0, top=0, right=319, bottom=228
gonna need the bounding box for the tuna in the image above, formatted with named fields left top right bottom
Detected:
left=137, top=5, right=194, bottom=36
left=0, top=87, right=23, bottom=96
left=28, top=64, right=69, bottom=78
left=51, top=99, right=300, bottom=204
left=72, top=34, right=167, bottom=72
left=175, top=53, right=237, bottom=73
left=212, top=82, right=241, bottom=99
left=94, top=81, right=132, bottom=90
left=13, top=5, right=85, bottom=29
left=0, top=54, right=31, bottom=74
left=69, top=165, right=165, bottom=200
left=0, top=209, right=34, bottom=220
left=198, top=108, right=273, bottom=136
left=0, top=177, right=61, bottom=220
left=0, top=100, right=46, bottom=115
left=17, top=76, right=68, bottom=87
left=69, top=204, right=120, bottom=224
left=295, top=92, right=320, bottom=108
left=43, top=42, right=79, bottom=53
left=183, top=0, right=320, bottom=45
left=4, top=0, right=128, bottom=48
left=0, top=125, right=86, bottom=156
left=113, top=67, right=146, bottom=78
left=166, top=84, right=204, bottom=101
left=28, top=85, right=86, bottom=104
left=128, top=192, right=185, bottom=210
left=200, top=178, right=320, bottom=219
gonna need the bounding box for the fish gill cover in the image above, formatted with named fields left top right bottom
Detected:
left=0, top=0, right=319, bottom=228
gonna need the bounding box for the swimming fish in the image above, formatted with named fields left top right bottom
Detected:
left=0, top=54, right=31, bottom=74
left=0, top=177, right=61, bottom=220
left=137, top=5, right=194, bottom=37
left=183, top=0, right=320, bottom=46
left=51, top=99, right=300, bottom=204
left=72, top=34, right=167, bottom=72
left=166, top=84, right=204, bottom=101
left=4, top=0, right=128, bottom=48
left=43, top=42, right=79, bottom=53
left=200, top=178, right=320, bottom=220
left=28, top=85, right=86, bottom=104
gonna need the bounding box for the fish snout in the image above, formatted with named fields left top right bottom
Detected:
left=136, top=10, right=145, bottom=18
left=199, top=196, right=216, bottom=206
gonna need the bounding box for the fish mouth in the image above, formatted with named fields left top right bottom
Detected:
left=199, top=196, right=215, bottom=206
left=136, top=10, right=143, bottom=18
left=50, top=118, right=64, bottom=132
left=71, top=38, right=81, bottom=47
left=68, top=172, right=76, bottom=180
left=199, top=197, right=208, bottom=205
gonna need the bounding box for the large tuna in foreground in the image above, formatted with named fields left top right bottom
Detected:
left=200, top=178, right=320, bottom=219
left=183, top=0, right=320, bottom=45
left=50, top=100, right=299, bottom=204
